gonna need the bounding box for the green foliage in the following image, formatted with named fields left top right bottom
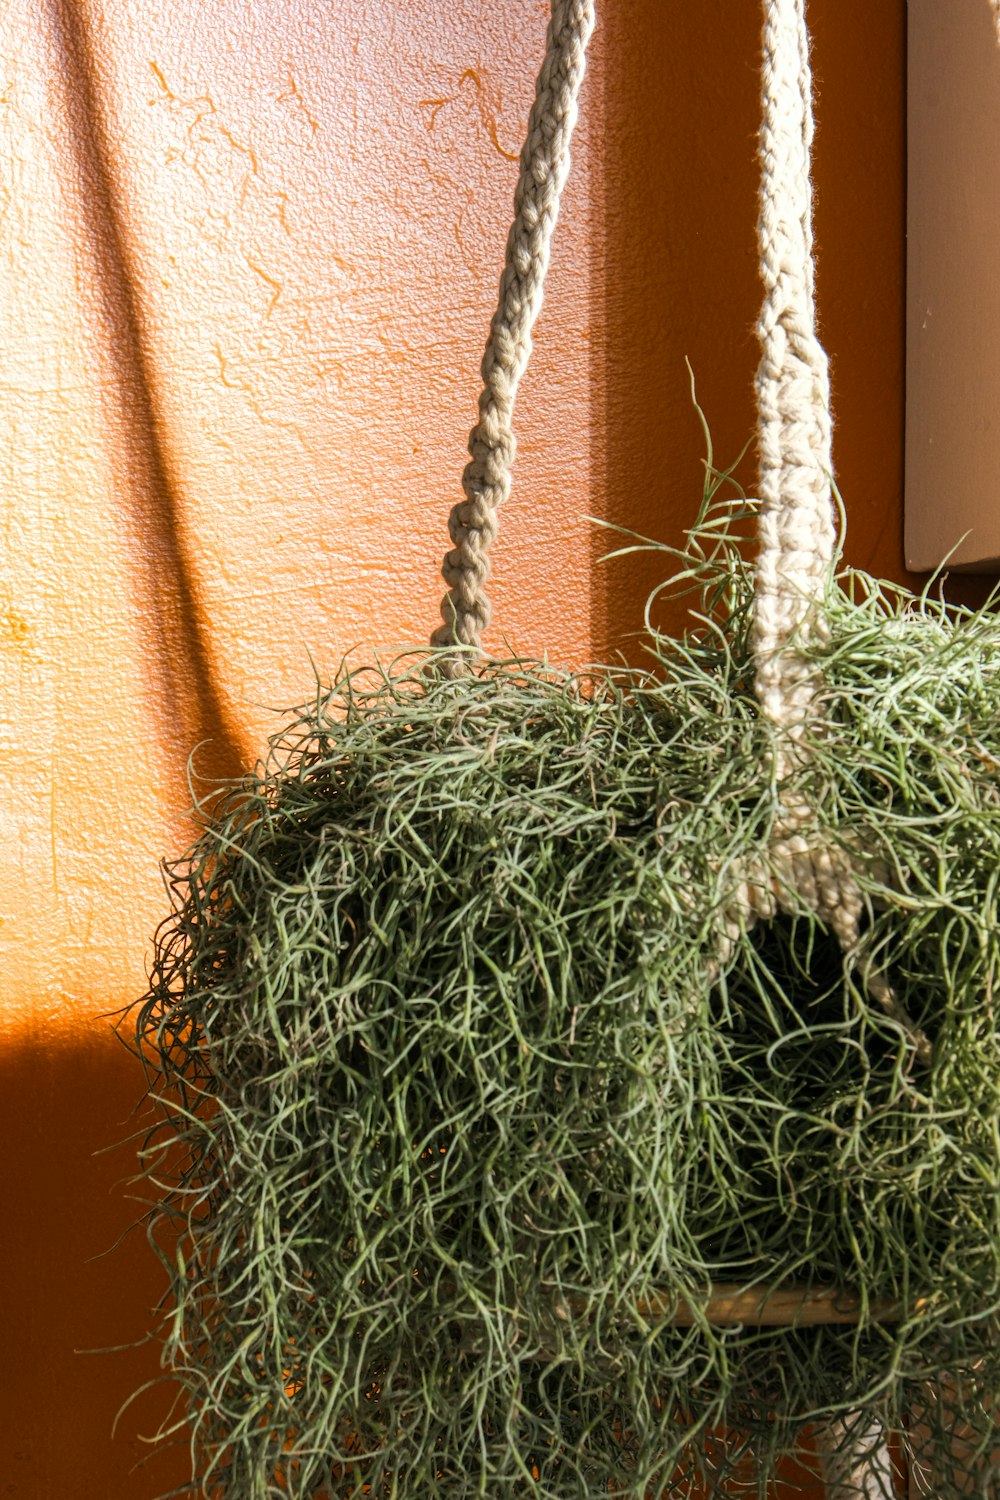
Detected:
left=124, top=456, right=1000, bottom=1496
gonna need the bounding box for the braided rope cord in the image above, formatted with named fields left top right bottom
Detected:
left=430, top=0, right=595, bottom=662
left=754, top=0, right=835, bottom=747
left=993, top=0, right=1000, bottom=45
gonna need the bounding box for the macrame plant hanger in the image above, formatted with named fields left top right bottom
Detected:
left=432, top=0, right=928, bottom=1051
left=128, top=0, right=1000, bottom=1494
left=431, top=1, right=907, bottom=1495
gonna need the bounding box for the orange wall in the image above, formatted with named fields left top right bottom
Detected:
left=0, top=1, right=929, bottom=1494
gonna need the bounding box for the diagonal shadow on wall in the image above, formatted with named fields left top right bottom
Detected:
left=44, top=0, right=246, bottom=791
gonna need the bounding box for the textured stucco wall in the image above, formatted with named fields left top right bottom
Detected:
left=1, top=1, right=920, bottom=1493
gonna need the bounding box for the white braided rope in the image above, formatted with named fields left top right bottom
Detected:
left=746, top=0, right=871, bottom=974
left=754, top=0, right=835, bottom=756
left=431, top=0, right=596, bottom=662
left=992, top=0, right=1000, bottom=46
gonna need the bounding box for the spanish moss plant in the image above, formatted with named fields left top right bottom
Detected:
left=124, top=447, right=1000, bottom=1497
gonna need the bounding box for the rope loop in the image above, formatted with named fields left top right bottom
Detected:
left=431, top=0, right=596, bottom=666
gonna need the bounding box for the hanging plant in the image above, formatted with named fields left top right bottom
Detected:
left=124, top=1, right=1000, bottom=1496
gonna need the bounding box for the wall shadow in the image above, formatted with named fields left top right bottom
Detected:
left=44, top=0, right=246, bottom=788
left=0, top=1034, right=191, bottom=1499
left=588, top=0, right=760, bottom=665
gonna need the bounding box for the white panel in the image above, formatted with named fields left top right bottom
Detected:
left=906, top=0, right=1000, bottom=572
